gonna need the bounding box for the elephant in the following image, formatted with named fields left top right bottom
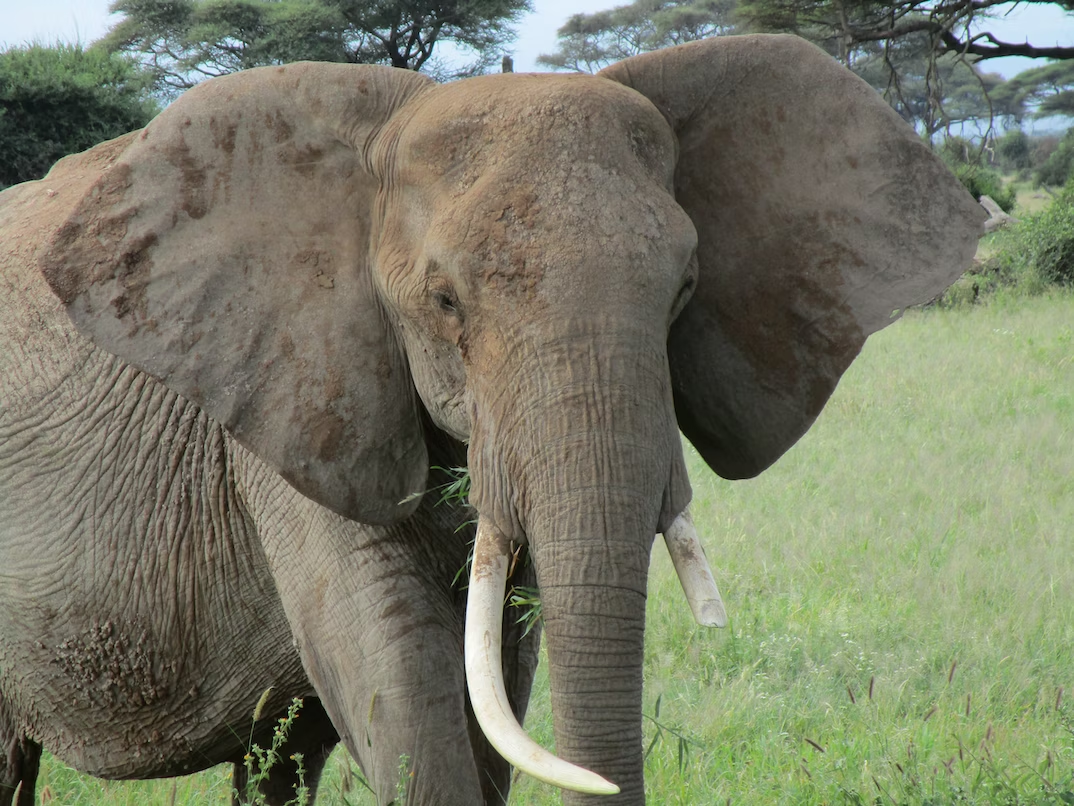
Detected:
left=0, top=34, right=982, bottom=805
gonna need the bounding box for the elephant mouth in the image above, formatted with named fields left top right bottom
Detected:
left=462, top=510, right=725, bottom=795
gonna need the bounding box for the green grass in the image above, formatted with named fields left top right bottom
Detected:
left=1013, top=182, right=1054, bottom=217
left=35, top=293, right=1074, bottom=804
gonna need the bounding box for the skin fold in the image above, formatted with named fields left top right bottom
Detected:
left=0, top=35, right=981, bottom=805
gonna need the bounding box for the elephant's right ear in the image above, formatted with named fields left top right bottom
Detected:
left=601, top=35, right=984, bottom=479
left=40, top=63, right=435, bottom=524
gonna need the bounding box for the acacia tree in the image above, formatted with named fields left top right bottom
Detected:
left=736, top=0, right=1074, bottom=135
left=537, top=0, right=1020, bottom=139
left=101, top=0, right=531, bottom=93
left=850, top=34, right=1017, bottom=136
left=1001, top=60, right=1074, bottom=117
left=737, top=0, right=1074, bottom=64
left=536, top=0, right=736, bottom=72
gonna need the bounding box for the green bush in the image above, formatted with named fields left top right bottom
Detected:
left=965, top=180, right=1074, bottom=300
left=1035, top=128, right=1074, bottom=187
left=939, top=135, right=1017, bottom=212
left=951, top=162, right=1017, bottom=212
left=0, top=44, right=157, bottom=189
left=1002, top=182, right=1074, bottom=287
left=995, top=128, right=1032, bottom=172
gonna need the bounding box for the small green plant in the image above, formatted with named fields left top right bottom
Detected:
left=235, top=692, right=308, bottom=806
left=400, top=464, right=478, bottom=588
left=507, top=585, right=542, bottom=638
left=643, top=695, right=702, bottom=775
left=427, top=466, right=544, bottom=636
left=382, top=753, right=411, bottom=805
left=430, top=466, right=471, bottom=509
left=399, top=465, right=471, bottom=511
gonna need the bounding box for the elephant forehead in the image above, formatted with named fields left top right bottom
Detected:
left=382, top=74, right=691, bottom=307
left=396, top=73, right=676, bottom=185
left=419, top=164, right=695, bottom=311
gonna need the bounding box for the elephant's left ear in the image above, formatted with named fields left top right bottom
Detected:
left=39, top=63, right=435, bottom=524
left=600, top=35, right=984, bottom=479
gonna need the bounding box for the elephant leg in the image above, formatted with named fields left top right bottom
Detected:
left=303, top=579, right=479, bottom=804
left=230, top=697, right=339, bottom=806
left=0, top=728, right=40, bottom=806
left=249, top=493, right=485, bottom=804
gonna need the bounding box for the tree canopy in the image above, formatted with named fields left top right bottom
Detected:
left=0, top=44, right=158, bottom=188
left=736, top=0, right=1074, bottom=64
left=538, top=0, right=1073, bottom=142
left=733, top=0, right=1074, bottom=133
left=1001, top=60, right=1074, bottom=118
left=102, top=0, right=532, bottom=93
left=848, top=36, right=1014, bottom=135
left=537, top=0, right=735, bottom=72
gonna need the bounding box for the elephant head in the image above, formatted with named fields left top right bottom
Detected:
left=39, top=35, right=982, bottom=802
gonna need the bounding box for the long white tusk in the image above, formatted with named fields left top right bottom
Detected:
left=464, top=519, right=620, bottom=796
left=662, top=510, right=728, bottom=628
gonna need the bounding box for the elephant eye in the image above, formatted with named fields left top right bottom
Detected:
left=432, top=289, right=459, bottom=316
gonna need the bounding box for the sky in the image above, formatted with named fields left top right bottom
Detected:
left=1, top=0, right=1072, bottom=77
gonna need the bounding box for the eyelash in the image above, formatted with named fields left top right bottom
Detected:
left=436, top=292, right=455, bottom=312
left=431, top=287, right=460, bottom=317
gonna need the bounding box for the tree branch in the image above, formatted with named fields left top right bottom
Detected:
left=848, top=18, right=941, bottom=42
left=941, top=30, right=1074, bottom=60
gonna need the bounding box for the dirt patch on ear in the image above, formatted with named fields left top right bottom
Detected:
left=40, top=161, right=136, bottom=307
left=110, top=231, right=158, bottom=322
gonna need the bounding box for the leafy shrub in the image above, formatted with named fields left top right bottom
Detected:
left=0, top=44, right=157, bottom=189
left=958, top=180, right=1074, bottom=302
left=994, top=128, right=1031, bottom=172
left=951, top=163, right=1017, bottom=212
left=937, top=177, right=1074, bottom=307
left=939, top=135, right=1017, bottom=212
left=1035, top=128, right=1074, bottom=187
left=996, top=181, right=1074, bottom=287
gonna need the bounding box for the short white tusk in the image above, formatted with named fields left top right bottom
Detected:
left=662, top=510, right=728, bottom=628
left=464, top=519, right=620, bottom=796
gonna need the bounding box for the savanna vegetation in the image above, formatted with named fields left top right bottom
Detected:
left=942, top=176, right=1074, bottom=304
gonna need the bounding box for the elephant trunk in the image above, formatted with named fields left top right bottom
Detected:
left=526, top=493, right=655, bottom=803
left=467, top=333, right=687, bottom=803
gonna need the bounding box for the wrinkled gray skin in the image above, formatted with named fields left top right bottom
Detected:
left=0, top=35, right=981, bottom=805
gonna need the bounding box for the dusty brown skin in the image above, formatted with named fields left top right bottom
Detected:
left=0, top=35, right=981, bottom=805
